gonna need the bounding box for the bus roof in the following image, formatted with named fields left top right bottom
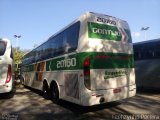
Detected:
left=134, top=38, right=160, bottom=46
left=89, top=12, right=127, bottom=22
left=23, top=12, right=129, bottom=58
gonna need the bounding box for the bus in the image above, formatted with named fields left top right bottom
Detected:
left=134, top=39, right=160, bottom=90
left=21, top=12, right=136, bottom=106
left=0, top=38, right=15, bottom=96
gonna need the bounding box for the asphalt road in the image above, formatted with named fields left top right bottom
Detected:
left=0, top=86, right=160, bottom=120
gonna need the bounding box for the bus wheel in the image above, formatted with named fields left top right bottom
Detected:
left=51, top=83, right=59, bottom=104
left=43, top=82, right=50, bottom=99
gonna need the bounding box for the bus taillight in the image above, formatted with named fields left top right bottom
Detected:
left=6, top=64, right=12, bottom=83
left=83, top=57, right=91, bottom=90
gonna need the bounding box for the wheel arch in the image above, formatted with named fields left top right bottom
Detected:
left=43, top=79, right=50, bottom=89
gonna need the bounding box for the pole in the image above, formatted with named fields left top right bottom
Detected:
left=141, top=27, right=149, bottom=41
left=14, top=35, right=21, bottom=52
left=144, top=30, right=146, bottom=41
left=16, top=37, right=18, bottom=52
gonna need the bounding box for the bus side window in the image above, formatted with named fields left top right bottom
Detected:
left=35, top=48, right=40, bottom=62
left=54, top=33, right=64, bottom=56
left=66, top=21, right=80, bottom=52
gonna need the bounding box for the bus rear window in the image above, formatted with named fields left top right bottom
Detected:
left=0, top=41, right=7, bottom=56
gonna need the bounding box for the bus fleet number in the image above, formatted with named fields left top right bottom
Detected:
left=57, top=58, right=76, bottom=68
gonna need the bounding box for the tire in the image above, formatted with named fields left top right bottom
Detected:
left=43, top=82, right=50, bottom=100
left=51, top=83, right=59, bottom=104
left=6, top=86, right=16, bottom=99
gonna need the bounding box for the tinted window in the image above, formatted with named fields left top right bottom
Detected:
left=54, top=32, right=64, bottom=55
left=64, top=21, right=80, bottom=53
left=22, top=21, right=80, bottom=64
left=35, top=47, right=41, bottom=62
left=0, top=41, right=6, bottom=56
left=134, top=41, right=160, bottom=61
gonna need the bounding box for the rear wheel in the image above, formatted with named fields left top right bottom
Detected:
left=51, top=82, right=59, bottom=104
left=43, top=82, right=50, bottom=99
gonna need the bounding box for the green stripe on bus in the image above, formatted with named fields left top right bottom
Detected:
left=23, top=52, right=134, bottom=72
left=88, top=22, right=122, bottom=41
left=29, top=64, right=34, bottom=71
left=46, top=54, right=79, bottom=71
left=46, top=52, right=134, bottom=71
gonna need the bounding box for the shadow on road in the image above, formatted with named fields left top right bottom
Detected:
left=1, top=86, right=160, bottom=120
left=23, top=85, right=121, bottom=114
left=58, top=100, right=120, bottom=114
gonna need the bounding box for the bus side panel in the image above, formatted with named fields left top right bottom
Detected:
left=42, top=71, right=81, bottom=105
left=23, top=72, right=35, bottom=87
left=135, top=59, right=160, bottom=89
left=22, top=62, right=44, bottom=90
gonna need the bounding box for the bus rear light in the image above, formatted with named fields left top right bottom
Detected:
left=84, top=57, right=90, bottom=66
left=5, top=64, right=12, bottom=83
left=83, top=57, right=91, bottom=90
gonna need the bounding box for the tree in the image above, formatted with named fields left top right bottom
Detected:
left=14, top=50, right=24, bottom=64
left=13, top=47, right=29, bottom=64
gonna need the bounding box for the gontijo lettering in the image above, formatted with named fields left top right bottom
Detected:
left=88, top=22, right=122, bottom=41
left=92, top=28, right=121, bottom=36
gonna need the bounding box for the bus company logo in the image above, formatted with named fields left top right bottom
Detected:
left=88, top=22, right=122, bottom=41
left=97, top=17, right=116, bottom=25
left=57, top=58, right=76, bottom=69
left=92, top=28, right=121, bottom=37
left=104, top=70, right=127, bottom=79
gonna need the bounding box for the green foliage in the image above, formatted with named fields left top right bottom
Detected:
left=14, top=52, right=23, bottom=64
left=13, top=48, right=24, bottom=64
left=13, top=48, right=31, bottom=64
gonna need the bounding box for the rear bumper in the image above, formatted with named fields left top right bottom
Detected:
left=0, top=83, right=13, bottom=94
left=81, top=84, right=136, bottom=106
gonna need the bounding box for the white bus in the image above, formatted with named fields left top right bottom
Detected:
left=21, top=12, right=136, bottom=106
left=0, top=38, right=15, bottom=96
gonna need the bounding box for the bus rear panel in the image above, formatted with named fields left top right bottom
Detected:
left=78, top=12, right=136, bottom=106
